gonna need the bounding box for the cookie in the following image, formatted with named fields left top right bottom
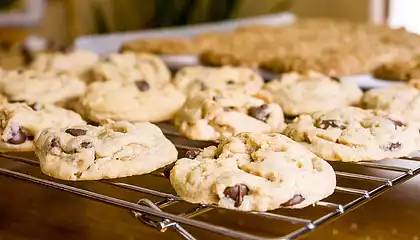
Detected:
left=92, top=52, right=170, bottom=87
left=0, top=94, right=7, bottom=105
left=78, top=81, right=185, bottom=123
left=283, top=107, right=419, bottom=162
left=173, top=66, right=263, bottom=95
left=0, top=103, right=86, bottom=152
left=30, top=49, right=99, bottom=79
left=170, top=132, right=336, bottom=211
left=174, top=89, right=285, bottom=141
left=264, top=71, right=363, bottom=116
left=35, top=121, right=177, bottom=180
left=1, top=69, right=86, bottom=105
left=372, top=57, right=420, bottom=81
left=361, top=84, right=420, bottom=123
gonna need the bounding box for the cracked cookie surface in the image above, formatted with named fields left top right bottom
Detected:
left=30, top=49, right=99, bottom=78
left=173, top=66, right=263, bottom=96
left=264, top=71, right=362, bottom=116
left=92, top=52, right=170, bottom=87
left=361, top=84, right=420, bottom=124
left=35, top=121, right=178, bottom=180
left=170, top=132, right=336, bottom=211
left=174, top=89, right=285, bottom=141
left=1, top=69, right=86, bottom=105
left=0, top=103, right=86, bottom=152
left=283, top=107, right=419, bottom=162
left=78, top=81, right=185, bottom=123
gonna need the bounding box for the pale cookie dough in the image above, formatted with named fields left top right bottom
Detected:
left=283, top=107, right=419, bottom=162
left=35, top=121, right=178, bottom=181
left=78, top=81, right=185, bottom=123
left=174, top=89, right=285, bottom=141
left=30, top=49, right=99, bottom=78
left=173, top=66, right=263, bottom=95
left=170, top=132, right=336, bottom=211
left=361, top=84, right=420, bottom=123
left=92, top=52, right=171, bottom=87
left=1, top=69, right=86, bottom=105
left=0, top=103, right=86, bottom=152
left=264, top=71, right=363, bottom=116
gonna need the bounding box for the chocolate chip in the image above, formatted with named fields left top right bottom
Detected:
left=223, top=106, right=236, bottom=112
left=74, top=171, right=83, bottom=178
left=185, top=149, right=201, bottom=159
left=7, top=128, right=27, bottom=145
left=19, top=45, right=33, bottom=65
left=389, top=119, right=404, bottom=129
left=381, top=142, right=402, bottom=151
left=65, top=128, right=87, bottom=136
left=223, top=184, right=249, bottom=207
left=163, top=165, right=173, bottom=178
left=200, top=82, right=207, bottom=90
left=281, top=194, right=305, bottom=207
left=226, top=80, right=235, bottom=85
left=80, top=142, right=93, bottom=148
left=29, top=103, right=43, bottom=111
left=248, top=104, right=270, bottom=122
left=9, top=100, right=26, bottom=103
left=317, top=119, right=346, bottom=130
left=135, top=80, right=150, bottom=92
left=330, top=76, right=341, bottom=82
left=50, top=138, right=60, bottom=148
left=27, top=135, right=34, bottom=141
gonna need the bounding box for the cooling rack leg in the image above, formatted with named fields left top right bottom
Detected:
left=133, top=198, right=196, bottom=240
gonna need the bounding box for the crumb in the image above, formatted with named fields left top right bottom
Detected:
left=350, top=223, right=358, bottom=231
left=332, top=229, right=339, bottom=235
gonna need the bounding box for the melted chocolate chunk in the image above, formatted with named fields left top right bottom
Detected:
left=389, top=119, right=404, bottom=129
left=19, top=45, right=33, bottom=65
left=27, top=135, right=34, bottom=141
left=7, top=128, right=27, bottom=144
left=163, top=165, right=173, bottom=178
left=317, top=119, right=346, bottom=130
left=65, top=128, right=87, bottom=136
left=226, top=80, right=235, bottom=85
left=330, top=76, right=341, bottom=82
left=281, top=194, right=305, bottom=207
left=135, top=80, right=150, bottom=92
left=248, top=104, right=270, bottom=122
left=9, top=100, right=26, bottom=103
left=381, top=142, right=402, bottom=151
left=29, top=103, right=43, bottom=111
left=185, top=149, right=202, bottom=159
left=80, top=142, right=93, bottom=148
left=223, top=184, right=249, bottom=207
left=50, top=138, right=60, bottom=148
left=74, top=171, right=83, bottom=178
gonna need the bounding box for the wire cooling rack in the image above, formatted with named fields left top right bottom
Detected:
left=0, top=126, right=419, bottom=240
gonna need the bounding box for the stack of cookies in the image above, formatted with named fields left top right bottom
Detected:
left=1, top=17, right=420, bottom=213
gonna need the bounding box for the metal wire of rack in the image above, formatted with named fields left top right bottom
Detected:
left=0, top=129, right=420, bottom=240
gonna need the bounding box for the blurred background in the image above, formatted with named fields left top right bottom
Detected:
left=1, top=0, right=415, bottom=46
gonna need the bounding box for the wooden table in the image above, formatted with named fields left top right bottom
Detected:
left=0, top=152, right=419, bottom=240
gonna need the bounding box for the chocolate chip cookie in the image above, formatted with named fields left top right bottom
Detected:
left=264, top=71, right=363, bottom=116
left=170, top=132, right=336, bottom=211
left=173, top=66, right=264, bottom=96
left=1, top=69, right=86, bottom=105
left=174, top=89, right=285, bottom=141
left=35, top=121, right=178, bottom=180
left=0, top=103, right=86, bottom=152
left=283, top=107, right=419, bottom=162
left=77, top=81, right=185, bottom=123
left=92, top=52, right=171, bottom=87
left=361, top=84, right=420, bottom=123
left=30, top=49, right=99, bottom=79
